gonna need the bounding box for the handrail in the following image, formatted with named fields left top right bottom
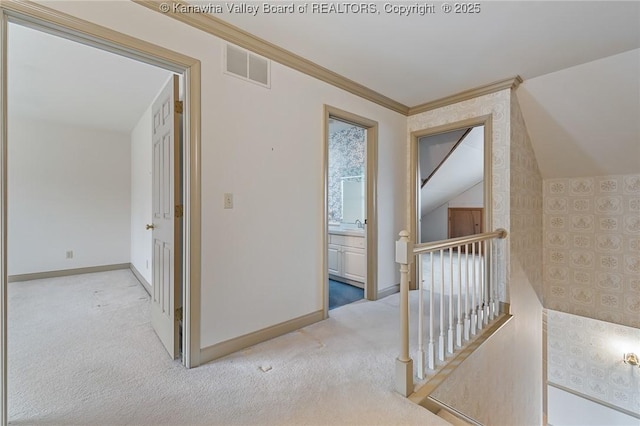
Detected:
left=421, top=127, right=472, bottom=189
left=413, top=229, right=507, bottom=255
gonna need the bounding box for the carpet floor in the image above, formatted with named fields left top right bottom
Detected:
left=8, top=270, right=448, bottom=426
left=329, top=280, right=364, bottom=310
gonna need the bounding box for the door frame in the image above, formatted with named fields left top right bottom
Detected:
left=410, top=115, right=492, bottom=290
left=0, top=1, right=202, bottom=423
left=322, top=105, right=378, bottom=318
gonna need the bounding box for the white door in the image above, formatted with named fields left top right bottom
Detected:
left=150, top=75, right=182, bottom=359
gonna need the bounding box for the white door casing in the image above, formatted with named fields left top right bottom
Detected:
left=151, top=75, right=181, bottom=359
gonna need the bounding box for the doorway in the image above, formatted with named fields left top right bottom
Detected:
left=0, top=3, right=202, bottom=423
left=323, top=106, right=378, bottom=317
left=410, top=116, right=492, bottom=289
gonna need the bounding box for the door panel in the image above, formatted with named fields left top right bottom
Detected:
left=448, top=208, right=483, bottom=238
left=151, top=75, right=181, bottom=359
left=343, top=247, right=365, bottom=282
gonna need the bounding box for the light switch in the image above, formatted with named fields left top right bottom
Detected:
left=224, top=193, right=234, bottom=209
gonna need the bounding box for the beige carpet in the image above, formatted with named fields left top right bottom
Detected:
left=8, top=270, right=449, bottom=425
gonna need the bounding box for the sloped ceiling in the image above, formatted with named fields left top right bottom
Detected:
left=8, top=23, right=172, bottom=133
left=419, top=128, right=467, bottom=181
left=517, top=49, right=640, bottom=178
left=421, top=126, right=484, bottom=215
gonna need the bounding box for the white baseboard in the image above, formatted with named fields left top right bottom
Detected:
left=200, top=310, right=324, bottom=364
left=8, top=263, right=130, bottom=283
left=129, top=263, right=152, bottom=296
left=378, top=284, right=400, bottom=299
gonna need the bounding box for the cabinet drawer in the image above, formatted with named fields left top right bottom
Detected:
left=330, top=234, right=365, bottom=248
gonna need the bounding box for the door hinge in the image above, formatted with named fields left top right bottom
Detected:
left=174, top=100, right=183, bottom=114
left=176, top=307, right=183, bottom=322
left=175, top=204, right=184, bottom=218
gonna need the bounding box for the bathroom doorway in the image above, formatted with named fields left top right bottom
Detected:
left=323, top=106, right=378, bottom=316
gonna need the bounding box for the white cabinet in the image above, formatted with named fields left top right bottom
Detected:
left=328, top=244, right=341, bottom=276
left=328, top=233, right=365, bottom=285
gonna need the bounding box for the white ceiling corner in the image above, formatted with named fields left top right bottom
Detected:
left=8, top=22, right=173, bottom=134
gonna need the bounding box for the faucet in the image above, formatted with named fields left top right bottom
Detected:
left=355, top=219, right=364, bottom=229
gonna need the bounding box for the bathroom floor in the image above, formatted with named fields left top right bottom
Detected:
left=329, top=279, right=364, bottom=310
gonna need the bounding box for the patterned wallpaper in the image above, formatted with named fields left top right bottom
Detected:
left=547, top=309, right=640, bottom=415
left=510, top=92, right=544, bottom=302
left=408, top=90, right=511, bottom=302
left=543, top=173, right=640, bottom=328
left=328, top=127, right=365, bottom=224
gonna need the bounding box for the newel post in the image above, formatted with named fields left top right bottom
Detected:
left=395, top=230, right=413, bottom=396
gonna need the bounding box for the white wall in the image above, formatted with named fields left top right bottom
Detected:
left=39, top=1, right=408, bottom=348
left=8, top=116, right=131, bottom=275
left=130, top=105, right=153, bottom=284
left=421, top=203, right=447, bottom=242
left=547, top=385, right=639, bottom=426
left=448, top=181, right=483, bottom=207
left=420, top=182, right=483, bottom=242
left=547, top=309, right=640, bottom=417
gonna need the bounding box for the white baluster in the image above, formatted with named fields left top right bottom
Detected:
left=456, top=245, right=463, bottom=348
left=491, top=240, right=498, bottom=319
left=463, top=244, right=470, bottom=341
left=477, top=240, right=484, bottom=330
left=483, top=240, right=490, bottom=325
left=438, top=249, right=445, bottom=362
left=428, top=252, right=435, bottom=370
left=470, top=242, right=477, bottom=336
left=417, top=254, right=425, bottom=379
left=447, top=247, right=454, bottom=354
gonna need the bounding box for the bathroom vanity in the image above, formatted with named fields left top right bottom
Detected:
left=328, top=226, right=365, bottom=288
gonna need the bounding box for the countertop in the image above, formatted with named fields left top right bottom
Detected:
left=328, top=224, right=364, bottom=237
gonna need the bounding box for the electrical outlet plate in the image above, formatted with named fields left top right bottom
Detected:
left=66, top=250, right=73, bottom=259
left=224, top=193, right=233, bottom=209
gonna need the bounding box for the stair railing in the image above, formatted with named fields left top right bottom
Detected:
left=395, top=229, right=507, bottom=396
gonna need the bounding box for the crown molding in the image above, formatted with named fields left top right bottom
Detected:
left=407, top=76, right=523, bottom=116
left=132, top=0, right=410, bottom=115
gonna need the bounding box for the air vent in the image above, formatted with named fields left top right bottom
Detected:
left=225, top=44, right=270, bottom=88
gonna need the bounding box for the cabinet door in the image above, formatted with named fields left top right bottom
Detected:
left=328, top=244, right=342, bottom=276
left=343, top=247, right=365, bottom=282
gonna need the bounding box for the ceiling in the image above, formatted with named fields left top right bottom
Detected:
left=8, top=23, right=173, bottom=134
left=517, top=49, right=640, bottom=178
left=207, top=1, right=639, bottom=107
left=7, top=2, right=639, bottom=178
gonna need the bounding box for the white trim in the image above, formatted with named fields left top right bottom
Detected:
left=199, top=310, right=324, bottom=364
left=8, top=263, right=130, bottom=283
left=129, top=263, right=152, bottom=296
left=377, top=284, right=400, bottom=299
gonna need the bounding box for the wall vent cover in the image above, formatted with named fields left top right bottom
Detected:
left=225, top=44, right=270, bottom=88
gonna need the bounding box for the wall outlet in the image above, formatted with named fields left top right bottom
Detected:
left=224, top=193, right=234, bottom=209
left=146, top=260, right=149, bottom=269
left=66, top=250, right=74, bottom=259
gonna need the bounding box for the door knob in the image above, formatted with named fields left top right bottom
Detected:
left=146, top=224, right=155, bottom=230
